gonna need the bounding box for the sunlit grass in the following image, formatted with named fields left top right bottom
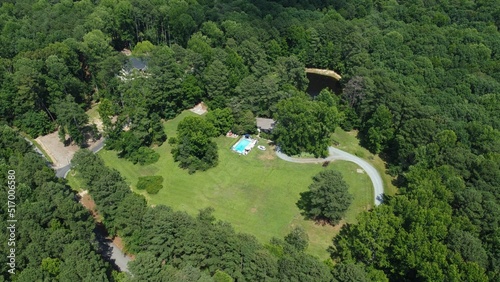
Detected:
left=94, top=111, right=374, bottom=260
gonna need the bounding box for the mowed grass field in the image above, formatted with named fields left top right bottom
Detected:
left=91, top=111, right=374, bottom=260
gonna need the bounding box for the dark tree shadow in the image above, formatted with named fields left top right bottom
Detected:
left=61, top=124, right=101, bottom=148
left=94, top=223, right=122, bottom=272
left=296, top=191, right=333, bottom=226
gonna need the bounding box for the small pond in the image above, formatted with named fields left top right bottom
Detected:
left=305, top=72, right=341, bottom=96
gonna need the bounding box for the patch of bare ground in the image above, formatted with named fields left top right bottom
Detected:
left=96, top=122, right=104, bottom=132
left=258, top=143, right=276, bottom=161
left=315, top=219, right=346, bottom=232
left=258, top=148, right=276, bottom=161
left=121, top=48, right=132, bottom=56
left=35, top=131, right=79, bottom=169
left=77, top=190, right=101, bottom=222
left=90, top=117, right=104, bottom=132
left=87, top=102, right=105, bottom=132
left=189, top=102, right=208, bottom=115
left=34, top=130, right=103, bottom=169
left=78, top=190, right=135, bottom=260
left=305, top=68, right=342, bottom=81
left=331, top=222, right=346, bottom=233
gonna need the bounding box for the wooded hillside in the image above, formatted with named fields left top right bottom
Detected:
left=1, top=0, right=500, bottom=280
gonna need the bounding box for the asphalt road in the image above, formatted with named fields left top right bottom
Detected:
left=94, top=224, right=131, bottom=274
left=276, top=146, right=384, bottom=206
left=108, top=242, right=132, bottom=274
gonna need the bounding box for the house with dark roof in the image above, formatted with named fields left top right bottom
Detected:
left=119, top=57, right=148, bottom=80
left=128, top=57, right=147, bottom=72
left=256, top=118, right=276, bottom=133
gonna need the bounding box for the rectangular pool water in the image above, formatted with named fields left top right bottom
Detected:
left=233, top=138, right=252, bottom=154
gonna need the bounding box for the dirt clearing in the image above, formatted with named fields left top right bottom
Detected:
left=189, top=102, right=208, bottom=115
left=35, top=132, right=79, bottom=169
left=35, top=131, right=103, bottom=169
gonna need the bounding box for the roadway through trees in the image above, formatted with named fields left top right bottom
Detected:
left=276, top=146, right=384, bottom=206
left=52, top=139, right=132, bottom=273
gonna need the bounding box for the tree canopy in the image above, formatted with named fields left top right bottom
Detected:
left=297, top=169, right=353, bottom=225
left=2, top=0, right=500, bottom=280
left=171, top=116, right=219, bottom=173
left=274, top=95, right=340, bottom=157
left=0, top=126, right=112, bottom=281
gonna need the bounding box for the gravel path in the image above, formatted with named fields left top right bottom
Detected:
left=276, top=146, right=384, bottom=206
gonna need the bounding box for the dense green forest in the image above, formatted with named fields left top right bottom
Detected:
left=1, top=0, right=500, bottom=280
left=0, top=126, right=113, bottom=281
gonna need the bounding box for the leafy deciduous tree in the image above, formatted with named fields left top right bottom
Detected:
left=274, top=95, right=340, bottom=157
left=172, top=116, right=218, bottom=173
left=297, top=170, right=353, bottom=225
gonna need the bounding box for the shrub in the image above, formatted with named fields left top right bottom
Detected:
left=129, top=147, right=160, bottom=165
left=168, top=136, right=178, bottom=145
left=137, top=176, right=164, bottom=194
left=259, top=131, right=273, bottom=140
left=354, top=150, right=365, bottom=158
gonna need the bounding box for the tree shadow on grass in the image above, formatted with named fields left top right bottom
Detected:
left=296, top=191, right=334, bottom=226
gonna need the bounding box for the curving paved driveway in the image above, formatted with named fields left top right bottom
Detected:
left=276, top=146, right=384, bottom=206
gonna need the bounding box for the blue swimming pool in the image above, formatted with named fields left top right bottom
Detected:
left=233, top=138, right=252, bottom=154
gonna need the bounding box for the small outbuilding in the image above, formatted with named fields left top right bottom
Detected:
left=256, top=118, right=276, bottom=133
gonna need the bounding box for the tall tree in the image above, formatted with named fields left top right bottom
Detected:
left=203, top=59, right=231, bottom=109
left=276, top=55, right=309, bottom=91
left=364, top=105, right=394, bottom=154
left=54, top=95, right=89, bottom=146
left=297, top=169, right=353, bottom=225
left=171, top=116, right=219, bottom=173
left=274, top=95, right=340, bottom=157
left=206, top=108, right=235, bottom=135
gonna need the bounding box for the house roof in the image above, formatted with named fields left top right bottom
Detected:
left=256, top=118, right=275, bottom=130
left=127, top=57, right=147, bottom=71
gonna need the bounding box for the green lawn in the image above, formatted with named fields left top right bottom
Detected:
left=86, top=103, right=101, bottom=121
left=96, top=111, right=374, bottom=260
left=66, top=170, right=85, bottom=193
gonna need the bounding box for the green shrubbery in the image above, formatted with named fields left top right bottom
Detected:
left=136, top=175, right=164, bottom=194
left=129, top=147, right=160, bottom=165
